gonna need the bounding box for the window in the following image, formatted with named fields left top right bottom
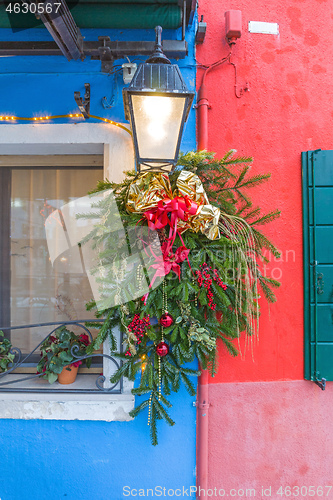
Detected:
left=0, top=123, right=135, bottom=420
left=0, top=159, right=124, bottom=393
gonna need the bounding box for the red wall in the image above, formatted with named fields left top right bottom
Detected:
left=196, top=0, right=333, bottom=383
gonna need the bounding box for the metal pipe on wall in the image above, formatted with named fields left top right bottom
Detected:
left=196, top=75, right=210, bottom=497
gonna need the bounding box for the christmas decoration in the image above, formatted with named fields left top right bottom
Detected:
left=160, top=313, right=174, bottom=328
left=156, top=342, right=169, bottom=357
left=82, top=150, right=281, bottom=445
left=0, top=112, right=130, bottom=134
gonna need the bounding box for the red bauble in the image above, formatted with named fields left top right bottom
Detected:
left=160, top=313, right=174, bottom=327
left=156, top=342, right=169, bottom=357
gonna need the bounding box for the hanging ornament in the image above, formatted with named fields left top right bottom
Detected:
left=159, top=313, right=174, bottom=328
left=156, top=342, right=169, bottom=357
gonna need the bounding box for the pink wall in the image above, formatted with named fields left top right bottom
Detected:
left=196, top=0, right=333, bottom=383
left=208, top=381, right=333, bottom=497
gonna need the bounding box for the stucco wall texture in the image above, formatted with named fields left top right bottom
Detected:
left=197, top=0, right=333, bottom=384
left=196, top=0, right=333, bottom=496
left=0, top=26, right=197, bottom=500
left=208, top=381, right=333, bottom=497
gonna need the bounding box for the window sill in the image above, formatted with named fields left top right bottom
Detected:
left=0, top=374, right=134, bottom=421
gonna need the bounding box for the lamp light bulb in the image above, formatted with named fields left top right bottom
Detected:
left=147, top=121, right=166, bottom=141
left=143, top=96, right=172, bottom=122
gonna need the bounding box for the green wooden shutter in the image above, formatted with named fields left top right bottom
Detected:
left=0, top=2, right=183, bottom=30
left=302, top=149, right=333, bottom=387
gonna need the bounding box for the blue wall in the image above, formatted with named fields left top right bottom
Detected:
left=0, top=23, right=197, bottom=500
left=0, top=386, right=196, bottom=500
left=0, top=26, right=196, bottom=154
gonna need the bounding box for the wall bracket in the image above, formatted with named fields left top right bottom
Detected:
left=74, top=83, right=90, bottom=119
left=314, top=377, right=326, bottom=390
left=98, top=36, right=114, bottom=73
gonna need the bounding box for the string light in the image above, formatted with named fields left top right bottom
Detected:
left=147, top=394, right=152, bottom=426
left=0, top=113, right=131, bottom=135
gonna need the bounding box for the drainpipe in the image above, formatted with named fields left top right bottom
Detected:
left=196, top=19, right=241, bottom=492
left=196, top=69, right=211, bottom=498
left=196, top=81, right=210, bottom=151
left=196, top=50, right=231, bottom=151
left=196, top=368, right=210, bottom=497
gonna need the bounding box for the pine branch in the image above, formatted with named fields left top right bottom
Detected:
left=236, top=173, right=271, bottom=189
left=258, top=275, right=278, bottom=303
left=78, top=149, right=281, bottom=445
left=252, top=227, right=281, bottom=259
left=250, top=209, right=281, bottom=227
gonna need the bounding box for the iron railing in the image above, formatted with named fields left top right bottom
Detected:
left=0, top=320, right=122, bottom=394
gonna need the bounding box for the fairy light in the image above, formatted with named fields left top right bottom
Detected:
left=0, top=112, right=131, bottom=134
left=147, top=394, right=152, bottom=426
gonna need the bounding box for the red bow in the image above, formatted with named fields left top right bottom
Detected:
left=149, top=244, right=191, bottom=286
left=144, top=195, right=197, bottom=257
left=144, top=196, right=197, bottom=231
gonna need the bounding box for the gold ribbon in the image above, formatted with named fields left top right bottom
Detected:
left=126, top=171, right=220, bottom=240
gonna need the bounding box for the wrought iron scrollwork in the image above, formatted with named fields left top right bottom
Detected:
left=0, top=320, right=121, bottom=394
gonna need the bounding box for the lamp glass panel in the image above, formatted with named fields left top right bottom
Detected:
left=131, top=94, right=186, bottom=160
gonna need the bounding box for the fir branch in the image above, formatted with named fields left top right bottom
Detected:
left=258, top=275, right=278, bottom=303
left=236, top=173, right=271, bottom=189
left=128, top=398, right=150, bottom=418
left=78, top=149, right=280, bottom=445
left=250, top=209, right=281, bottom=227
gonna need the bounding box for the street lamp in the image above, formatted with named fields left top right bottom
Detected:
left=123, top=26, right=195, bottom=173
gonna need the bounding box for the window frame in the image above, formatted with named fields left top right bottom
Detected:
left=0, top=168, right=11, bottom=340
left=0, top=122, right=135, bottom=421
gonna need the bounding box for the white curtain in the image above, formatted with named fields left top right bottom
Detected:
left=10, top=168, right=102, bottom=352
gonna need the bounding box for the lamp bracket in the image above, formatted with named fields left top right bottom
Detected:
left=74, top=83, right=90, bottom=119
left=0, top=41, right=187, bottom=73
left=98, top=36, right=114, bottom=73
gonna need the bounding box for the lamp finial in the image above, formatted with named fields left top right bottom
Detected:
left=146, top=26, right=171, bottom=65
